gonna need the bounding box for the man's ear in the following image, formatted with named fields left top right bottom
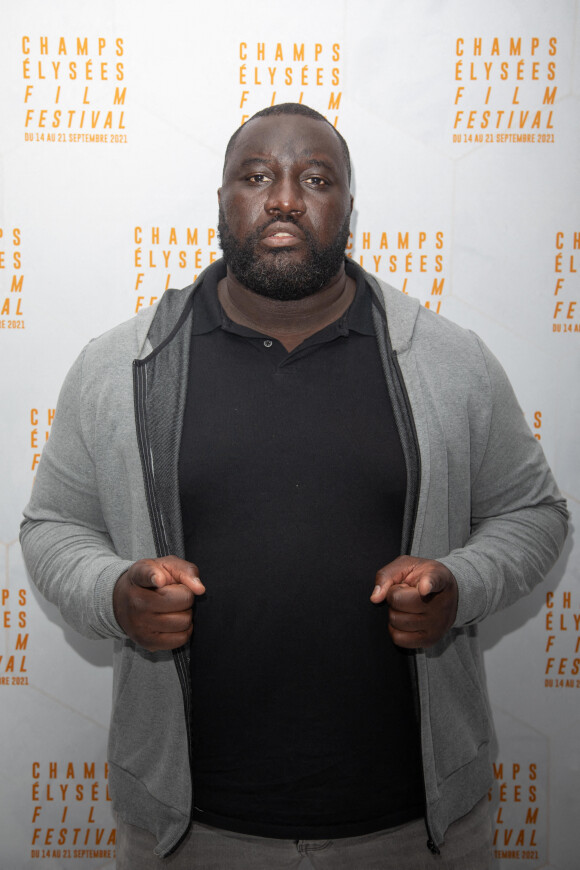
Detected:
left=217, top=188, right=221, bottom=204
left=349, top=195, right=354, bottom=214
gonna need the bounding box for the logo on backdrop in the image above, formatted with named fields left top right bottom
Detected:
left=0, top=228, right=25, bottom=330
left=349, top=229, right=447, bottom=312
left=0, top=561, right=28, bottom=687
left=544, top=588, right=580, bottom=688
left=132, top=226, right=446, bottom=313
left=489, top=758, right=545, bottom=862
left=21, top=35, right=127, bottom=144
left=30, top=408, right=55, bottom=473
left=552, top=231, right=579, bottom=334
left=238, top=41, right=343, bottom=127
left=452, top=36, right=558, bottom=145
left=30, top=761, right=115, bottom=860
left=133, top=225, right=219, bottom=313
left=528, top=409, right=543, bottom=442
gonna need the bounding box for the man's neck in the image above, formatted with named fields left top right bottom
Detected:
left=217, top=267, right=356, bottom=353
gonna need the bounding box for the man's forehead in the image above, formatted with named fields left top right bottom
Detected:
left=226, top=115, right=346, bottom=171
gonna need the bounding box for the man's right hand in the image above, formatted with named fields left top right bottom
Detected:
left=113, top=556, right=205, bottom=652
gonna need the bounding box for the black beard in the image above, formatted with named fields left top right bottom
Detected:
left=218, top=205, right=351, bottom=301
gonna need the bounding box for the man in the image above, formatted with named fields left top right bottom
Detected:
left=21, top=104, right=568, bottom=869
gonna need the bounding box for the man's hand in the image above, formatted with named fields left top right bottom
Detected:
left=113, top=556, right=205, bottom=652
left=371, top=556, right=458, bottom=649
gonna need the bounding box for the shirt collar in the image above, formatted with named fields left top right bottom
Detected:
left=191, top=257, right=375, bottom=337
left=191, top=259, right=226, bottom=335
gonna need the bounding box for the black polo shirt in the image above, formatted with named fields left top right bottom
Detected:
left=179, top=262, right=424, bottom=838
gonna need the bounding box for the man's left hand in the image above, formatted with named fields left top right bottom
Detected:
left=371, top=556, right=458, bottom=649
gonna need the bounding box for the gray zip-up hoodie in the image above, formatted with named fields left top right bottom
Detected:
left=20, top=260, right=568, bottom=856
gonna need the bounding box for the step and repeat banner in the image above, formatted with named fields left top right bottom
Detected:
left=1, top=1, right=578, bottom=867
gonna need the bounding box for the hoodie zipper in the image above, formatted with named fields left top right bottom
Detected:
left=132, top=358, right=196, bottom=854
left=390, top=347, right=440, bottom=856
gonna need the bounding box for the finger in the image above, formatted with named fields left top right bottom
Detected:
left=152, top=558, right=206, bottom=595
left=388, top=624, right=426, bottom=650
left=371, top=556, right=416, bottom=603
left=400, top=564, right=456, bottom=601
left=386, top=584, right=426, bottom=613
left=415, top=569, right=453, bottom=600
left=388, top=605, right=432, bottom=648
left=151, top=584, right=197, bottom=612
left=141, top=608, right=193, bottom=635
left=128, top=560, right=168, bottom=590
left=140, top=624, right=194, bottom=653
left=128, top=558, right=205, bottom=594
left=389, top=607, right=429, bottom=634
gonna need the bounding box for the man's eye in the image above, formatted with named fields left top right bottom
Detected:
left=305, top=176, right=328, bottom=187
left=247, top=174, right=269, bottom=183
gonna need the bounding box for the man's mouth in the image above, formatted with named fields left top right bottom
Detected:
left=260, top=222, right=305, bottom=248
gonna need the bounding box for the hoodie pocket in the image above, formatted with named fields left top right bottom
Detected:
left=426, top=634, right=493, bottom=783
left=108, top=648, right=190, bottom=811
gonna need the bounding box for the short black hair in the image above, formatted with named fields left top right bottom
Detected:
left=222, top=103, right=352, bottom=185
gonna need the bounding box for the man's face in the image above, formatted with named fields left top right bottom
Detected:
left=218, top=115, right=353, bottom=301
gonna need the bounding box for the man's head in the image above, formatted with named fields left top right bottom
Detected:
left=222, top=104, right=352, bottom=186
left=218, top=104, right=353, bottom=301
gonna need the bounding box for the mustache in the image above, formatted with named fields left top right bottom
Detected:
left=263, top=213, right=300, bottom=226
left=218, top=203, right=307, bottom=245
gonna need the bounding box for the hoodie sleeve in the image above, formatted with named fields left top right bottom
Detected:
left=20, top=347, right=134, bottom=640
left=437, top=337, right=568, bottom=626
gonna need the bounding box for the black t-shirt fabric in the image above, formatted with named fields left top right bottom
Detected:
left=179, top=263, right=424, bottom=839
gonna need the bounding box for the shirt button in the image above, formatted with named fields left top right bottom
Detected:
left=263, top=340, right=273, bottom=348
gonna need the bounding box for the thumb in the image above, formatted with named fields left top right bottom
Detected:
left=416, top=573, right=437, bottom=599
left=415, top=565, right=455, bottom=601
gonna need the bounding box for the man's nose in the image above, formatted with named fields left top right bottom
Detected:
left=265, top=177, right=305, bottom=216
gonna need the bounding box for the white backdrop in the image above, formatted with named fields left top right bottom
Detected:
left=1, top=1, right=579, bottom=867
